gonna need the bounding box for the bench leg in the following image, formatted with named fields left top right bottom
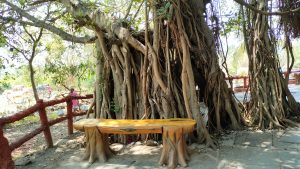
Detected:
left=159, top=126, right=190, bottom=169
left=83, top=127, right=114, bottom=163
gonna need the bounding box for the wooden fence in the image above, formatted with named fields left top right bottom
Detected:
left=226, top=70, right=300, bottom=92
left=0, top=94, right=93, bottom=169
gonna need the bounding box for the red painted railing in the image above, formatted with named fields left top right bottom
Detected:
left=0, top=94, right=93, bottom=169
left=226, top=70, right=300, bottom=92
left=225, top=75, right=249, bottom=92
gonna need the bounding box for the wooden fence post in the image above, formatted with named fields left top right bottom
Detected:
left=0, top=127, right=14, bottom=169
left=243, top=77, right=247, bottom=88
left=66, top=97, right=73, bottom=135
left=37, top=99, right=53, bottom=148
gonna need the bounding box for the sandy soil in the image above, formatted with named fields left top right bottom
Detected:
left=3, top=117, right=83, bottom=164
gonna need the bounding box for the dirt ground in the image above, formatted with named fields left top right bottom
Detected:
left=3, top=117, right=85, bottom=166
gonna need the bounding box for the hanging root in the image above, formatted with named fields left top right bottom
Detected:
left=281, top=119, right=300, bottom=127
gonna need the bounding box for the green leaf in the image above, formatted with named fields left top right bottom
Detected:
left=19, top=0, right=26, bottom=6
left=165, top=2, right=171, bottom=9
left=0, top=32, right=7, bottom=47
left=133, top=0, right=143, bottom=2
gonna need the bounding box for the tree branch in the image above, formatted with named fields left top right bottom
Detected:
left=60, top=0, right=146, bottom=54
left=6, top=41, right=28, bottom=60
left=123, top=0, right=133, bottom=20
left=23, top=25, right=35, bottom=42
left=132, top=0, right=144, bottom=22
left=234, top=0, right=300, bottom=15
left=112, top=26, right=146, bottom=54
left=1, top=0, right=97, bottom=43
left=29, top=0, right=56, bottom=6
left=48, top=10, right=68, bottom=22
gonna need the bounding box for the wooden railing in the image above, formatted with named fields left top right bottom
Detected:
left=226, top=75, right=249, bottom=89
left=226, top=70, right=300, bottom=92
left=0, top=94, right=93, bottom=169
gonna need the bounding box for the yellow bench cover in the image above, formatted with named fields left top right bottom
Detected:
left=74, top=118, right=196, bottom=134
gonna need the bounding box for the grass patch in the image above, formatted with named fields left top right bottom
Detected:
left=12, top=115, right=40, bottom=126
left=5, top=112, right=59, bottom=128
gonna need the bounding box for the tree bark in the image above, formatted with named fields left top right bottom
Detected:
left=25, top=26, right=44, bottom=102
left=95, top=40, right=104, bottom=118
left=29, top=61, right=39, bottom=101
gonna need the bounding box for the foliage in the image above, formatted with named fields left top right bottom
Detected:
left=278, top=0, right=300, bottom=38
left=110, top=99, right=121, bottom=114
left=0, top=57, right=4, bottom=70
left=157, top=2, right=172, bottom=19
left=0, top=73, right=12, bottom=93
left=221, top=14, right=242, bottom=35
left=0, top=31, right=6, bottom=47
left=44, top=38, right=95, bottom=89
left=229, top=42, right=247, bottom=75
left=10, top=65, right=46, bottom=87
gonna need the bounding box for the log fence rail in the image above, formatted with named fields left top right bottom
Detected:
left=226, top=70, right=300, bottom=92
left=0, top=94, right=93, bottom=169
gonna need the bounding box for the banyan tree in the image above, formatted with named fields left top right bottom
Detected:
left=59, top=0, right=242, bottom=146
left=2, top=0, right=300, bottom=145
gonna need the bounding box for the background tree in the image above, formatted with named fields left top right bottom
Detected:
left=44, top=37, right=95, bottom=92
left=3, top=24, right=45, bottom=101
left=0, top=0, right=52, bottom=101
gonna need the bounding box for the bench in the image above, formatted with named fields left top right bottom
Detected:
left=74, top=118, right=196, bottom=169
